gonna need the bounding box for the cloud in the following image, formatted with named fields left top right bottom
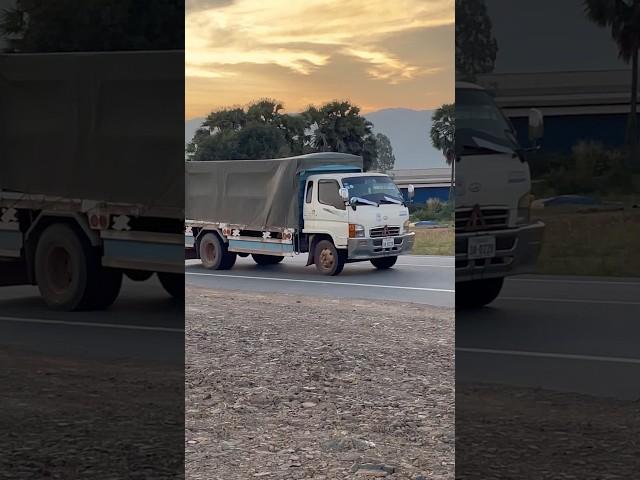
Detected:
left=186, top=0, right=452, bottom=78
left=186, top=0, right=454, bottom=117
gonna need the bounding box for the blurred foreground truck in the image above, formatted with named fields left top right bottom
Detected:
left=0, top=51, right=184, bottom=310
left=185, top=153, right=415, bottom=275
left=456, top=82, right=544, bottom=307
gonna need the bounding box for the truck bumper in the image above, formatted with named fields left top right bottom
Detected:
left=347, top=232, right=415, bottom=260
left=456, top=222, right=544, bottom=282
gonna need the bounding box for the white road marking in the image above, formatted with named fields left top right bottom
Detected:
left=0, top=315, right=184, bottom=333
left=187, top=272, right=454, bottom=293
left=510, top=277, right=640, bottom=286
left=500, top=296, right=640, bottom=306
left=457, top=347, right=640, bottom=365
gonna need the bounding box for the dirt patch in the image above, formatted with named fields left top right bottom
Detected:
left=457, top=383, right=640, bottom=479
left=0, top=348, right=184, bottom=479
left=186, top=288, right=454, bottom=480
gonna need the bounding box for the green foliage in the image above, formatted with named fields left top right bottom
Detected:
left=543, top=141, right=634, bottom=195
left=411, top=199, right=454, bottom=223
left=584, top=0, right=640, bottom=158
left=371, top=133, right=395, bottom=172
left=584, top=0, right=640, bottom=63
left=189, top=99, right=389, bottom=169
left=0, top=0, right=184, bottom=52
left=430, top=104, right=455, bottom=164
left=305, top=101, right=377, bottom=170
left=455, top=0, right=498, bottom=82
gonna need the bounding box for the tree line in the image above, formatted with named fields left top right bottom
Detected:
left=186, top=99, right=395, bottom=172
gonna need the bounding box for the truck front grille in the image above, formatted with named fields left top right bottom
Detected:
left=370, top=226, right=400, bottom=238
left=455, top=208, right=509, bottom=232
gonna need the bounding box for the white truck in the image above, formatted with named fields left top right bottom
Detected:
left=455, top=82, right=544, bottom=307
left=0, top=51, right=184, bottom=310
left=186, top=153, right=415, bottom=275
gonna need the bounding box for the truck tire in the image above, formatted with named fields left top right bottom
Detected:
left=456, top=278, right=504, bottom=308
left=314, top=240, right=346, bottom=276
left=34, top=223, right=122, bottom=311
left=371, top=256, right=398, bottom=270
left=252, top=254, right=284, bottom=266
left=157, top=272, right=184, bottom=300
left=198, top=232, right=236, bottom=270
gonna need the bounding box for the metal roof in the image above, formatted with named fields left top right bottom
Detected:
left=388, top=168, right=452, bottom=187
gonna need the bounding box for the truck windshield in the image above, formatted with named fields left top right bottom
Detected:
left=342, top=176, right=404, bottom=204
left=456, top=88, right=520, bottom=155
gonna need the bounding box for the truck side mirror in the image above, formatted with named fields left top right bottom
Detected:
left=349, top=197, right=358, bottom=210
left=528, top=108, right=544, bottom=142
left=339, top=187, right=349, bottom=202
left=407, top=184, right=415, bottom=201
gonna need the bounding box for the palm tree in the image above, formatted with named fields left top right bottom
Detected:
left=430, top=104, right=455, bottom=200
left=585, top=0, right=640, bottom=165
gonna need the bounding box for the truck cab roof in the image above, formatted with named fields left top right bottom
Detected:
left=306, top=171, right=390, bottom=181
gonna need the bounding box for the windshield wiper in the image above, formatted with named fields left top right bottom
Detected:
left=461, top=144, right=504, bottom=155
left=350, top=196, right=378, bottom=206
left=380, top=196, right=403, bottom=205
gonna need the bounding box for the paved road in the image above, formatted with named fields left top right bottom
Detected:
left=186, top=254, right=455, bottom=308
left=456, top=274, right=640, bottom=399
left=0, top=277, right=184, bottom=363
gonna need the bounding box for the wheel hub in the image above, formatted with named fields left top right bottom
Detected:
left=47, top=246, right=73, bottom=294
left=319, top=248, right=334, bottom=269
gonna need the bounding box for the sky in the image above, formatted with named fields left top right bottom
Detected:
left=486, top=0, right=627, bottom=73
left=185, top=0, right=454, bottom=119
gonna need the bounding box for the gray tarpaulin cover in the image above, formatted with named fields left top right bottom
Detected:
left=0, top=51, right=184, bottom=214
left=186, top=153, right=363, bottom=229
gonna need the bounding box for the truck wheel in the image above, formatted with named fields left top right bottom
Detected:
left=199, top=232, right=236, bottom=270
left=456, top=278, right=504, bottom=308
left=157, top=272, right=184, bottom=300
left=371, top=256, right=398, bottom=270
left=34, top=223, right=122, bottom=311
left=314, top=240, right=346, bottom=276
left=252, top=254, right=284, bottom=266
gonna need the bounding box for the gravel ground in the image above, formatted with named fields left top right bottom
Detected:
left=456, top=384, right=640, bottom=479
left=186, top=288, right=454, bottom=480
left=0, top=348, right=184, bottom=480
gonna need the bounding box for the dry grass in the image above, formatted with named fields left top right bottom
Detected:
left=411, top=227, right=454, bottom=256
left=535, top=208, right=640, bottom=276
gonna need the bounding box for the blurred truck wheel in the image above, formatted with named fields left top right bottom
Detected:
left=198, top=232, right=236, bottom=270
left=157, top=272, right=184, bottom=300
left=314, top=240, right=346, bottom=276
left=370, top=256, right=398, bottom=270
left=34, top=223, right=122, bottom=311
left=252, top=254, right=284, bottom=266
left=456, top=278, right=504, bottom=308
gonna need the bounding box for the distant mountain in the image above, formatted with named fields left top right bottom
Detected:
left=184, top=108, right=445, bottom=170
left=366, top=108, right=445, bottom=170
left=185, top=117, right=205, bottom=146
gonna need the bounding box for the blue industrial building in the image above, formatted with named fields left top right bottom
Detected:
left=480, top=70, right=636, bottom=154
left=389, top=168, right=452, bottom=205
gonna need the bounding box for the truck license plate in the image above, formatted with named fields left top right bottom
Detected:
left=468, top=236, right=496, bottom=259
left=382, top=237, right=394, bottom=248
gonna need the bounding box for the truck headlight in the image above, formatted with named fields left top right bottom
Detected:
left=403, top=219, right=411, bottom=232
left=349, top=224, right=365, bottom=238
left=517, top=193, right=531, bottom=225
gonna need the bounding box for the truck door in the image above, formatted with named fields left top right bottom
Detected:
left=302, top=180, right=316, bottom=230
left=310, top=178, right=348, bottom=247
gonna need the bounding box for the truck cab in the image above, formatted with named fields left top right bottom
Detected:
left=456, top=82, right=544, bottom=307
left=302, top=172, right=415, bottom=274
